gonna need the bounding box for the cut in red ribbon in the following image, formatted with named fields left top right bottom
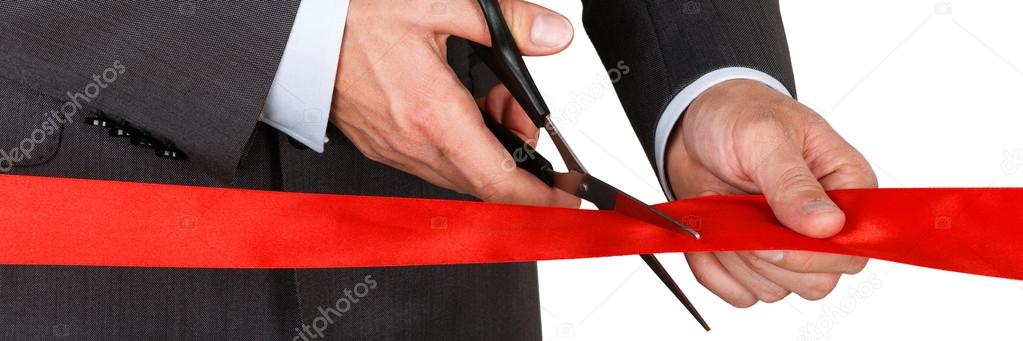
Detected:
left=0, top=174, right=1019, bottom=280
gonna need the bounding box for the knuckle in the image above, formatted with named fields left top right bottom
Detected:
left=776, top=165, right=821, bottom=195
left=798, top=275, right=840, bottom=301
left=691, top=269, right=713, bottom=290
left=372, top=149, right=402, bottom=166
left=370, top=134, right=404, bottom=159
left=688, top=253, right=761, bottom=309
left=802, top=110, right=832, bottom=130
left=781, top=253, right=816, bottom=273
left=743, top=252, right=773, bottom=271
left=474, top=173, right=514, bottom=202
left=361, top=150, right=383, bottom=163
left=382, top=136, right=419, bottom=158
left=692, top=271, right=714, bottom=291
left=395, top=105, right=435, bottom=135
left=739, top=110, right=787, bottom=138
left=846, top=257, right=869, bottom=274
left=795, top=254, right=820, bottom=273
left=500, top=0, right=520, bottom=24
left=360, top=144, right=390, bottom=164
left=822, top=160, right=878, bottom=191
left=738, top=109, right=799, bottom=157
left=727, top=296, right=758, bottom=308
left=347, top=134, right=387, bottom=164
left=382, top=122, right=437, bottom=159
left=853, top=162, right=880, bottom=188
left=688, top=253, right=717, bottom=283
left=759, top=289, right=790, bottom=303
left=688, top=253, right=723, bottom=290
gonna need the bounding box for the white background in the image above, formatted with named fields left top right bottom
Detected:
left=528, top=1, right=1023, bottom=340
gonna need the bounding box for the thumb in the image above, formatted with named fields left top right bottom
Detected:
left=433, top=0, right=574, bottom=55
left=749, top=135, right=845, bottom=239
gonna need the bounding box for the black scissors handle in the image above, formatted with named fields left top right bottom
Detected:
left=482, top=113, right=556, bottom=186
left=470, top=0, right=550, bottom=128
left=470, top=0, right=570, bottom=188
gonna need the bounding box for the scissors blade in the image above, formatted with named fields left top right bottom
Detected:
left=554, top=171, right=700, bottom=239
left=551, top=171, right=708, bottom=329
left=471, top=0, right=709, bottom=331
left=642, top=254, right=711, bottom=331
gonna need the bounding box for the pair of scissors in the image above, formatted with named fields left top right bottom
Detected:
left=470, top=0, right=709, bottom=331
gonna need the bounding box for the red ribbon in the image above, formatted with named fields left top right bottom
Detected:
left=1, top=174, right=1019, bottom=280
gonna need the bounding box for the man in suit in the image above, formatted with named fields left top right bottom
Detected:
left=0, top=0, right=875, bottom=339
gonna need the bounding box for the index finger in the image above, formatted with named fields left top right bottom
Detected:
left=752, top=250, right=868, bottom=274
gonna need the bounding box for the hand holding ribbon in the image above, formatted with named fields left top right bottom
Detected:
left=667, top=79, right=877, bottom=306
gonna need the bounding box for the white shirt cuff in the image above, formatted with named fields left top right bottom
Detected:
left=654, top=67, right=792, bottom=200
left=261, top=0, right=350, bottom=153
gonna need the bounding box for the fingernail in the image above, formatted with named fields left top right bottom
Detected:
left=802, top=198, right=838, bottom=215
left=531, top=13, right=573, bottom=49
left=753, top=250, right=785, bottom=264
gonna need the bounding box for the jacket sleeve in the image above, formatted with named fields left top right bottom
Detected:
left=580, top=0, right=797, bottom=164
left=0, top=1, right=301, bottom=180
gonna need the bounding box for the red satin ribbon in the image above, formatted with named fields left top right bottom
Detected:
left=0, top=174, right=1019, bottom=280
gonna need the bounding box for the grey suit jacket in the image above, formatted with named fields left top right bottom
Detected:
left=0, top=1, right=793, bottom=340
